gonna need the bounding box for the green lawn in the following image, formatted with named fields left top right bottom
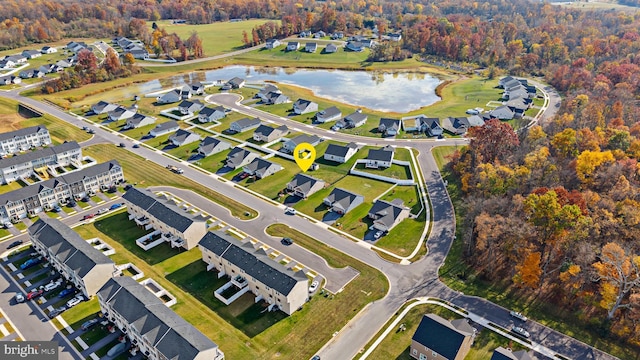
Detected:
left=354, top=163, right=412, bottom=181
left=240, top=156, right=299, bottom=200
left=0, top=181, right=23, bottom=195
left=60, top=297, right=101, bottom=330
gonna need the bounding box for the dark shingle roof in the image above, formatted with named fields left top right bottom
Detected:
left=317, top=106, right=341, bottom=119
left=345, top=112, right=367, bottom=123
left=231, top=117, right=261, bottom=130
left=0, top=126, right=48, bottom=143
left=379, top=118, right=400, bottom=131
left=369, top=199, right=408, bottom=228
left=199, top=106, right=225, bottom=117
left=324, top=188, right=363, bottom=210
left=287, top=134, right=320, bottom=147
left=367, top=147, right=394, bottom=162
left=0, top=142, right=80, bottom=169
left=152, top=121, right=179, bottom=133
left=491, top=347, right=533, bottom=360
left=287, top=174, right=324, bottom=195
left=60, top=160, right=120, bottom=185
left=243, top=158, right=279, bottom=174
left=122, top=187, right=203, bottom=232
left=226, top=147, right=257, bottom=168
left=412, top=314, right=473, bottom=360
left=324, top=142, right=357, bottom=158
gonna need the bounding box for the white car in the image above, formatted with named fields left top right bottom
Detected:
left=285, top=207, right=296, bottom=215
left=44, top=280, right=62, bottom=292
left=512, top=326, right=530, bottom=338
left=66, top=295, right=84, bottom=308
left=309, top=281, right=319, bottom=293
left=97, top=208, right=109, bottom=215
left=510, top=311, right=528, bottom=322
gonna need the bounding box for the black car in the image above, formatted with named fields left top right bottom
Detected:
left=124, top=184, right=132, bottom=191
left=67, top=201, right=77, bottom=208
left=118, top=143, right=126, bottom=148
left=48, top=306, right=67, bottom=319
left=281, top=237, right=294, bottom=246
left=132, top=144, right=140, bottom=148
left=7, top=240, right=23, bottom=249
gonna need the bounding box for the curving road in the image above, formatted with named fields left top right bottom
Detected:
left=0, top=81, right=619, bottom=359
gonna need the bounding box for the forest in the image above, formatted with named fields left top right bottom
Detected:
left=1, top=0, right=640, bottom=351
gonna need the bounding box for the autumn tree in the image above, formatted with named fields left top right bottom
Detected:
left=185, top=32, right=204, bottom=58
left=103, top=48, right=121, bottom=76
left=575, top=150, right=615, bottom=184
left=468, top=119, right=519, bottom=164
left=514, top=252, right=542, bottom=289
left=593, top=243, right=640, bottom=319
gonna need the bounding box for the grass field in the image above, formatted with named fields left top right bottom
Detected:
left=147, top=19, right=276, bottom=57
left=233, top=45, right=370, bottom=67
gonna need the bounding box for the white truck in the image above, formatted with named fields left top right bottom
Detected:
left=166, top=165, right=184, bottom=174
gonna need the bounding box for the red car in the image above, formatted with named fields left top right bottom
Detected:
left=27, top=289, right=44, bottom=301
left=83, top=214, right=95, bottom=220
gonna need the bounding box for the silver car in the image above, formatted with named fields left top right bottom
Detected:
left=512, top=326, right=530, bottom=338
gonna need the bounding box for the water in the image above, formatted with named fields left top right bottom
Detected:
left=137, top=66, right=443, bottom=113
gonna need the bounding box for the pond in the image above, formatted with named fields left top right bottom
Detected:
left=136, top=66, right=443, bottom=113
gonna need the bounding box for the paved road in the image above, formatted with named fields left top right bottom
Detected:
left=139, top=43, right=266, bottom=67
left=0, top=85, right=618, bottom=360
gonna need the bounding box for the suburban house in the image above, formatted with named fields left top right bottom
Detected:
left=286, top=42, right=300, bottom=51
left=107, top=106, right=137, bottom=122
left=29, top=218, right=117, bottom=298
left=488, top=105, right=515, bottom=120
left=265, top=39, right=281, bottom=49
left=124, top=113, right=156, bottom=130
left=229, top=118, right=261, bottom=133
left=368, top=199, right=411, bottom=233
left=323, top=142, right=358, bottom=163
left=0, top=160, right=124, bottom=224
left=198, top=231, right=309, bottom=316
left=253, top=124, right=289, bottom=143
left=198, top=106, right=226, bottom=123
left=122, top=187, right=208, bottom=250
left=225, top=147, right=259, bottom=169
left=242, top=158, right=283, bottom=179
left=169, top=129, right=201, bottom=147
left=324, top=43, right=338, bottom=53
left=421, top=117, right=443, bottom=137
left=7, top=54, right=27, bottom=64
left=255, top=84, right=280, bottom=102
left=178, top=100, right=204, bottom=115
left=263, top=91, right=289, bottom=105
left=148, top=121, right=179, bottom=137
left=282, top=134, right=321, bottom=153
left=19, top=68, right=45, bottom=79
left=22, top=50, right=42, bottom=59
left=323, top=188, right=364, bottom=215
left=156, top=89, right=183, bottom=104
left=0, top=75, right=21, bottom=85
left=305, top=42, right=318, bottom=53
left=330, top=32, right=344, bottom=40
left=389, top=33, right=402, bottom=41
left=221, top=77, right=245, bottom=90
left=343, top=111, right=368, bottom=128
left=286, top=173, right=325, bottom=198
left=316, top=106, right=342, bottom=123
left=345, top=41, right=365, bottom=52
left=98, top=277, right=225, bottom=360
left=441, top=117, right=472, bottom=135
left=292, top=99, right=318, bottom=115
left=314, top=31, right=326, bottom=38
left=365, top=146, right=395, bottom=169
left=56, top=59, right=73, bottom=68
left=189, top=82, right=205, bottom=95
left=41, top=46, right=57, bottom=54
left=197, top=137, right=231, bottom=157
left=0, top=59, right=15, bottom=69
left=0, top=141, right=82, bottom=184
left=0, top=126, right=51, bottom=156
left=378, top=118, right=401, bottom=136
left=491, top=347, right=533, bottom=360
left=410, top=314, right=475, bottom=360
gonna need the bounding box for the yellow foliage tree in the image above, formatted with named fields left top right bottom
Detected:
left=575, top=150, right=615, bottom=184
left=514, top=252, right=542, bottom=289
left=593, top=242, right=640, bottom=319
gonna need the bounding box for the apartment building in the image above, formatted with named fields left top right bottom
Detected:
left=0, top=126, right=51, bottom=156
left=0, top=141, right=82, bottom=184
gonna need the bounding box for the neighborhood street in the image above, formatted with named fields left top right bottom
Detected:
left=0, top=83, right=619, bottom=360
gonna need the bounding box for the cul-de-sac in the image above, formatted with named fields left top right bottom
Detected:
left=0, top=1, right=638, bottom=360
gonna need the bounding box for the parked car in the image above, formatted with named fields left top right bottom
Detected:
left=82, top=214, right=95, bottom=220
left=281, top=237, right=294, bottom=246
left=66, top=295, right=84, bottom=308
left=239, top=172, right=250, bottom=180
left=132, top=144, right=140, bottom=148
left=48, top=306, right=67, bottom=319
left=87, top=129, right=95, bottom=134
left=67, top=201, right=77, bottom=208
left=285, top=207, right=296, bottom=215
left=109, top=203, right=123, bottom=210
left=7, top=240, right=23, bottom=249
left=4, top=222, right=13, bottom=229
left=311, top=356, right=321, bottom=360
left=118, top=143, right=126, bottom=148
left=20, top=258, right=42, bottom=270
left=58, top=288, right=75, bottom=298
left=14, top=293, right=24, bottom=303
left=511, top=326, right=530, bottom=338
left=44, top=280, right=62, bottom=292
left=27, top=289, right=44, bottom=301
left=81, top=318, right=99, bottom=331
left=52, top=205, right=62, bottom=213
left=97, top=208, right=108, bottom=215
left=373, top=230, right=384, bottom=240
left=124, top=184, right=132, bottom=191
left=510, top=311, right=528, bottom=322
left=309, top=280, right=319, bottom=293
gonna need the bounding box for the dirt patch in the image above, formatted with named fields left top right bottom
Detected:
left=0, top=114, right=25, bottom=132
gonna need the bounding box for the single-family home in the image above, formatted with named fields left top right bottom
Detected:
left=286, top=42, right=300, bottom=51
left=198, top=231, right=309, bottom=316
left=253, top=124, right=289, bottom=143
left=323, top=188, right=364, bottom=215
left=189, top=82, right=205, bottom=95
left=314, top=31, right=326, bottom=38
left=126, top=48, right=149, bottom=60
left=287, top=174, right=325, bottom=198
left=491, top=347, right=533, bottom=360
left=330, top=32, right=344, bottom=40
left=467, top=115, right=485, bottom=127
left=178, top=100, right=204, bottom=115
left=345, top=41, right=365, bottom=52
left=324, top=43, right=338, bottom=53
left=263, top=91, right=289, bottom=105
left=38, top=64, right=54, bottom=74
left=421, top=117, right=443, bottom=137
left=55, top=59, right=73, bottom=68
left=365, top=146, right=395, bottom=169
left=499, top=76, right=517, bottom=88
left=298, top=31, right=311, bottom=38
left=343, top=111, right=368, bottom=128
left=323, top=142, right=358, bottom=163
left=91, top=101, right=119, bottom=115
left=293, top=98, right=318, bottom=115
left=198, top=106, right=226, bottom=123
left=441, top=117, right=472, bottom=135
left=242, top=158, right=283, bottom=179
left=122, top=187, right=209, bottom=250
left=29, top=218, right=117, bottom=298
left=316, top=106, right=342, bottom=123
left=18, top=68, right=44, bottom=79
left=229, top=117, right=261, bottom=133
left=107, top=106, right=137, bottom=121
left=225, top=147, right=259, bottom=169
left=156, top=86, right=192, bottom=104
left=0, top=59, right=15, bottom=69
left=378, top=118, right=401, bottom=136
left=283, top=134, right=321, bottom=153
left=389, top=33, right=402, bottom=41
left=221, top=77, right=245, bottom=90
left=305, top=42, right=318, bottom=53
left=197, top=137, right=231, bottom=157
left=488, top=105, right=515, bottom=120
left=368, top=199, right=411, bottom=233
left=410, top=314, right=475, bottom=360
left=255, top=84, right=280, bottom=102
left=124, top=113, right=156, bottom=129
left=7, top=54, right=27, bottom=64
left=98, top=277, right=225, bottom=360
left=41, top=46, right=57, bottom=54
left=149, top=121, right=180, bottom=137
left=0, top=75, right=21, bottom=85
left=22, top=50, right=42, bottom=59
left=169, top=129, right=201, bottom=147
left=265, top=39, right=281, bottom=49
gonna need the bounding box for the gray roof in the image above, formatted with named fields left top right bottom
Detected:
left=368, top=199, right=408, bottom=229
left=265, top=92, right=288, bottom=103
left=367, top=146, right=394, bottom=162
left=199, top=231, right=307, bottom=295
left=128, top=113, right=155, bottom=127
left=0, top=126, right=48, bottom=143
left=98, top=277, right=219, bottom=359
left=324, top=188, right=363, bottom=210
left=226, top=147, right=257, bottom=168
left=199, top=106, right=225, bottom=117
left=324, top=142, right=357, bottom=158
left=345, top=112, right=367, bottom=123
left=61, top=160, right=121, bottom=185
left=151, top=121, right=179, bottom=133
left=231, top=117, right=261, bottom=130
left=287, top=134, right=320, bottom=147
left=254, top=124, right=283, bottom=138
left=489, top=106, right=514, bottom=119
left=420, top=117, right=441, bottom=129
left=378, top=118, right=400, bottom=131
left=122, top=187, right=204, bottom=233
left=227, top=77, right=244, bottom=86
left=243, top=158, right=281, bottom=175
left=412, top=314, right=473, bottom=360
left=491, top=347, right=533, bottom=360
left=0, top=141, right=80, bottom=169
left=287, top=174, right=325, bottom=195
left=28, top=218, right=114, bottom=278
left=199, top=137, right=229, bottom=154
left=325, top=43, right=338, bottom=51
left=108, top=106, right=135, bottom=119
left=305, top=42, right=317, bottom=50
left=287, top=41, right=299, bottom=47
left=170, top=129, right=199, bottom=144
left=293, top=98, right=315, bottom=110
left=317, top=106, right=341, bottom=119
left=178, top=100, right=204, bottom=112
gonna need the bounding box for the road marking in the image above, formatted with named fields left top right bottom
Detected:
left=76, top=337, right=89, bottom=350
left=0, top=324, right=9, bottom=336
left=356, top=142, right=366, bottom=146
left=327, top=131, right=335, bottom=134
left=305, top=124, right=313, bottom=128
left=384, top=138, right=394, bottom=141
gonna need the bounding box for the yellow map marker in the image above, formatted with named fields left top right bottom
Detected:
left=293, top=142, right=316, bottom=172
